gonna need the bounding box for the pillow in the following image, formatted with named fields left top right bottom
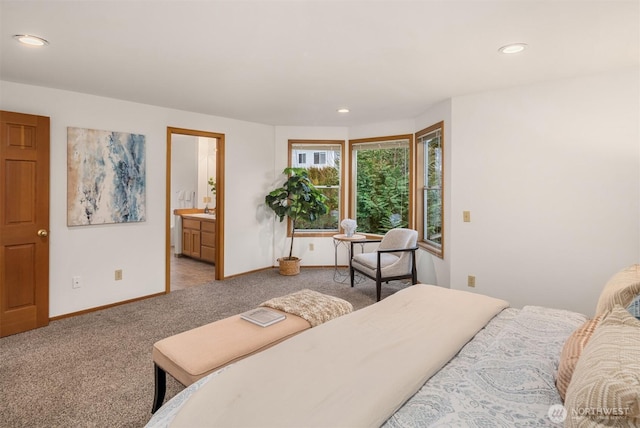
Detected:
left=556, top=313, right=606, bottom=401
left=564, top=306, right=640, bottom=427
left=595, top=264, right=640, bottom=316
left=627, top=294, right=640, bottom=320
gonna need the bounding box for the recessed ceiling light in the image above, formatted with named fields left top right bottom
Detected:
left=337, top=108, right=350, bottom=113
left=498, top=43, right=527, bottom=54
left=13, top=34, right=49, bottom=47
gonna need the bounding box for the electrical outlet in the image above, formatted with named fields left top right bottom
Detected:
left=468, top=275, right=476, bottom=287
left=463, top=211, right=471, bottom=222
left=115, top=269, right=123, bottom=281
left=72, top=276, right=81, bottom=289
left=309, top=243, right=314, bottom=251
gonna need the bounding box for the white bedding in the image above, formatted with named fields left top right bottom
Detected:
left=146, top=293, right=586, bottom=428
left=168, top=284, right=508, bottom=427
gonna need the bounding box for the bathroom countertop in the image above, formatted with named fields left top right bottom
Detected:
left=182, top=213, right=216, bottom=220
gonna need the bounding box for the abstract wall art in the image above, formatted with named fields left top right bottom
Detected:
left=67, top=127, right=146, bottom=226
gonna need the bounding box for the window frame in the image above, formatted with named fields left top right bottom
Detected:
left=348, top=134, right=414, bottom=237
left=287, top=139, right=345, bottom=237
left=415, top=121, right=444, bottom=258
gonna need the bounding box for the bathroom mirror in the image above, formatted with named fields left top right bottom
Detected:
left=171, top=135, right=216, bottom=213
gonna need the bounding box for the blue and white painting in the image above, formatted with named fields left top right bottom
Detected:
left=67, top=127, right=146, bottom=226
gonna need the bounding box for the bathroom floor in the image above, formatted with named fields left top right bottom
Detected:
left=170, top=247, right=215, bottom=291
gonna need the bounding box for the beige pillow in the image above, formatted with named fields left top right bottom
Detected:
left=595, top=264, right=640, bottom=316
left=556, top=313, right=606, bottom=401
left=564, top=306, right=640, bottom=427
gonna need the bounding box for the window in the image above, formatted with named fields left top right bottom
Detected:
left=350, top=135, right=413, bottom=235
left=313, top=152, right=326, bottom=165
left=416, top=122, right=444, bottom=258
left=289, top=140, right=344, bottom=235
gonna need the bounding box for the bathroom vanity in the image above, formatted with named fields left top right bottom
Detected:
left=177, top=212, right=216, bottom=264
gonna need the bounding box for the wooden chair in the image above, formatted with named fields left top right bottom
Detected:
left=349, top=228, right=418, bottom=301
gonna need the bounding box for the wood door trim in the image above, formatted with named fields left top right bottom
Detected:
left=166, top=127, right=225, bottom=293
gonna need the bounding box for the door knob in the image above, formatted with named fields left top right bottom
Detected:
left=37, top=229, right=48, bottom=237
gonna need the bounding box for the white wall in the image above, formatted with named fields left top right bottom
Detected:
left=0, top=81, right=274, bottom=317
left=448, top=67, right=640, bottom=316
left=348, top=119, right=415, bottom=140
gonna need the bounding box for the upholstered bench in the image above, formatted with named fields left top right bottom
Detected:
left=151, top=289, right=353, bottom=413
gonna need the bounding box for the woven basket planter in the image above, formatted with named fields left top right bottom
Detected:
left=277, top=257, right=300, bottom=276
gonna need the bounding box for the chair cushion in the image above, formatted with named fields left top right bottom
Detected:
left=353, top=252, right=399, bottom=270
left=352, top=257, right=412, bottom=279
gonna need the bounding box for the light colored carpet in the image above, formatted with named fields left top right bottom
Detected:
left=0, top=267, right=407, bottom=428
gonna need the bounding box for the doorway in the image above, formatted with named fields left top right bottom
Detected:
left=166, top=127, right=225, bottom=293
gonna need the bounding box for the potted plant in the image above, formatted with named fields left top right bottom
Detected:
left=208, top=177, right=216, bottom=196
left=265, top=167, right=328, bottom=275
left=205, top=177, right=216, bottom=213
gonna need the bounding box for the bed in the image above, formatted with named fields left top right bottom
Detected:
left=146, top=265, right=640, bottom=428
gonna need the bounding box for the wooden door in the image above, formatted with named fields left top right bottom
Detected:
left=0, top=111, right=50, bottom=337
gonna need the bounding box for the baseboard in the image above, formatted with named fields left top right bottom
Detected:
left=49, top=292, right=166, bottom=321
left=51, top=265, right=338, bottom=321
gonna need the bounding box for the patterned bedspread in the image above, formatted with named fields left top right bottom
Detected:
left=146, top=305, right=586, bottom=428
left=384, top=306, right=587, bottom=428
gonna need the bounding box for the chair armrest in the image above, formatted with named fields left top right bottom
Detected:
left=349, top=239, right=382, bottom=252
left=377, top=246, right=418, bottom=254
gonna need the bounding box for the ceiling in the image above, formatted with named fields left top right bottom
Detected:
left=1, top=0, right=638, bottom=127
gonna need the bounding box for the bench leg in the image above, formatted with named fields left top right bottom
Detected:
left=152, top=363, right=167, bottom=414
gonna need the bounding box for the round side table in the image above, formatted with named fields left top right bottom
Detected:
left=332, top=234, right=366, bottom=283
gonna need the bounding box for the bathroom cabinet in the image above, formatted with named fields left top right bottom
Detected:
left=181, top=215, right=215, bottom=264
left=200, top=220, right=216, bottom=263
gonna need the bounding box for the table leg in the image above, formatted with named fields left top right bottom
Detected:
left=333, top=239, right=366, bottom=284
